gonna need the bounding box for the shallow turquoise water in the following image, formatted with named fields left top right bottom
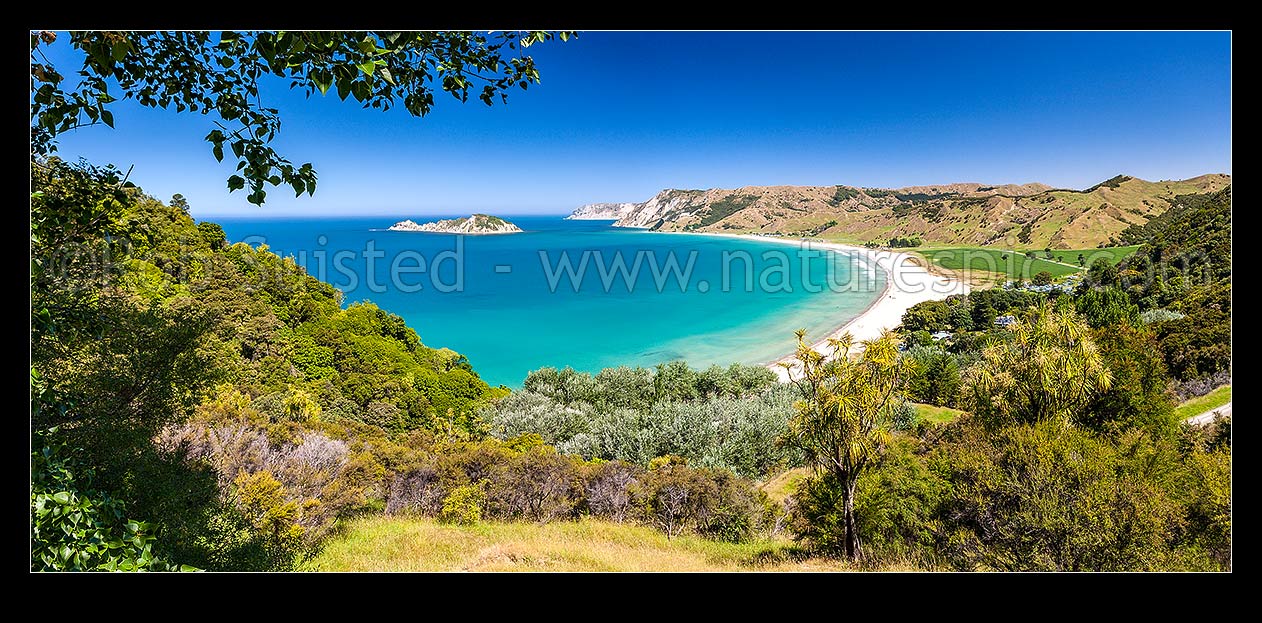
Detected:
left=215, top=216, right=884, bottom=387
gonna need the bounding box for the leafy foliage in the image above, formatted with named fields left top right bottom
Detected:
left=791, top=437, right=947, bottom=564
left=1074, top=286, right=1139, bottom=328
left=30, top=161, right=501, bottom=569
left=439, top=484, right=486, bottom=526
left=781, top=329, right=906, bottom=561
left=901, top=345, right=962, bottom=408
left=932, top=419, right=1227, bottom=571
left=1112, top=187, right=1231, bottom=380
left=1078, top=325, right=1176, bottom=436
left=32, top=430, right=187, bottom=571
left=964, top=303, right=1111, bottom=426
left=383, top=439, right=766, bottom=542
left=31, top=30, right=571, bottom=204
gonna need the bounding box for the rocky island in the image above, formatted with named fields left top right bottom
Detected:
left=388, top=214, right=523, bottom=235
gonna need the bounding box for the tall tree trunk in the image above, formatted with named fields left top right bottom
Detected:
left=843, top=477, right=862, bottom=562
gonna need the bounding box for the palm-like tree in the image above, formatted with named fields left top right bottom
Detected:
left=966, top=302, right=1112, bottom=426
left=781, top=329, right=905, bottom=562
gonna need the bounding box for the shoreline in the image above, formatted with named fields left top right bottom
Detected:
left=648, top=230, right=969, bottom=382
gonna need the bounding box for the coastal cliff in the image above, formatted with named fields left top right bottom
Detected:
left=564, top=202, right=639, bottom=220
left=389, top=214, right=523, bottom=235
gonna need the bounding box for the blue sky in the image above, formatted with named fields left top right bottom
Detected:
left=41, top=31, right=1231, bottom=218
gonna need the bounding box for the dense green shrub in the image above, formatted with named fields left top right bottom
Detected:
left=1078, top=325, right=1176, bottom=436
left=931, top=419, right=1228, bottom=571
left=790, top=438, right=948, bottom=564
left=902, top=345, right=961, bottom=407
left=31, top=432, right=183, bottom=571
left=635, top=457, right=765, bottom=542
left=486, top=446, right=581, bottom=522
left=439, top=484, right=486, bottom=525
left=787, top=472, right=848, bottom=555
left=483, top=390, right=590, bottom=443
left=379, top=439, right=766, bottom=540
left=30, top=163, right=507, bottom=569
left=1075, top=286, right=1139, bottom=328
left=888, top=398, right=919, bottom=431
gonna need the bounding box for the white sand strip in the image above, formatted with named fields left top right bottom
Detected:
left=661, top=232, right=969, bottom=382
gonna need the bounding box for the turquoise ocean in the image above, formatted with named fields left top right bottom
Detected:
left=215, top=216, right=884, bottom=387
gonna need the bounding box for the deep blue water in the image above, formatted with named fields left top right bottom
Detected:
left=214, top=216, right=884, bottom=387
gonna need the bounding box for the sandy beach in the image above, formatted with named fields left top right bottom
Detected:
left=675, top=232, right=969, bottom=382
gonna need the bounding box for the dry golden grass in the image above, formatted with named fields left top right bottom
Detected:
left=303, top=516, right=890, bottom=572
left=759, top=467, right=812, bottom=504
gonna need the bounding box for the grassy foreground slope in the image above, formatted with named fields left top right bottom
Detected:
left=304, top=517, right=867, bottom=572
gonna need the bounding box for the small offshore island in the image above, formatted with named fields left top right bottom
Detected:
left=389, top=213, right=523, bottom=234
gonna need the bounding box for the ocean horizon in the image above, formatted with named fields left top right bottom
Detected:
left=215, top=215, right=886, bottom=387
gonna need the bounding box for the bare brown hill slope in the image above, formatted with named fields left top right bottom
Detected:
left=595, top=174, right=1230, bottom=249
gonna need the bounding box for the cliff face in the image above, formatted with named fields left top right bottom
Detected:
left=389, top=214, right=523, bottom=234
left=579, top=174, right=1231, bottom=249
left=565, top=202, right=639, bottom=220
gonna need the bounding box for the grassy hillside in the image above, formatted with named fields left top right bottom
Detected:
left=304, top=516, right=865, bottom=572
left=919, top=246, right=1140, bottom=280
left=614, top=174, right=1230, bottom=249
left=1174, top=385, right=1232, bottom=421
left=914, top=402, right=967, bottom=425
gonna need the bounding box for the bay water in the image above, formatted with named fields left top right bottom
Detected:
left=215, top=216, right=884, bottom=387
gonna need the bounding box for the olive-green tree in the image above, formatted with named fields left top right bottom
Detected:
left=965, top=302, right=1112, bottom=426
left=781, top=329, right=905, bottom=561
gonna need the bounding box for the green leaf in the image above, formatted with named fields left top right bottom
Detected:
left=357, top=61, right=376, bottom=76
left=52, top=492, right=71, bottom=504
left=212, top=143, right=224, bottom=162
left=227, top=175, right=245, bottom=191
left=100, top=110, right=114, bottom=128
left=312, top=71, right=332, bottom=95
left=379, top=66, right=395, bottom=85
